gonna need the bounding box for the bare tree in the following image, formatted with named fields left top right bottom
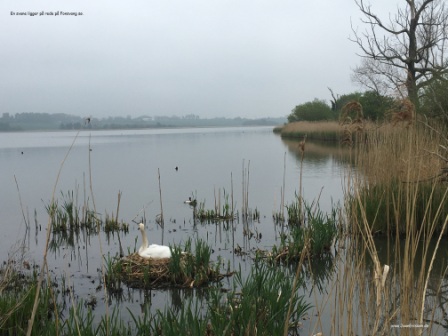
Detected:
left=351, top=0, right=448, bottom=108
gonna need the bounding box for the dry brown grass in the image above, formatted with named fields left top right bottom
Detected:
left=281, top=121, right=342, bottom=134
left=355, top=122, right=445, bottom=185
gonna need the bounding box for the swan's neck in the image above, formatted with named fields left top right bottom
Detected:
left=140, top=228, right=149, bottom=249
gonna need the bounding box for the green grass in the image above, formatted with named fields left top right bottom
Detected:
left=46, top=190, right=129, bottom=250
left=0, top=275, right=57, bottom=336
left=218, top=262, right=310, bottom=335
left=272, top=201, right=339, bottom=261
left=147, top=262, right=310, bottom=336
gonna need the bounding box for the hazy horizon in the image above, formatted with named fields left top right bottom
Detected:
left=1, top=0, right=399, bottom=120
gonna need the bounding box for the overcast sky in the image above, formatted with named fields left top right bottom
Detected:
left=0, top=0, right=399, bottom=119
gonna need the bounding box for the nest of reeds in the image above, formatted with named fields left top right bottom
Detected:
left=113, top=253, right=231, bottom=289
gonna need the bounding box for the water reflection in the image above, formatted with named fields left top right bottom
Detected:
left=282, top=138, right=353, bottom=166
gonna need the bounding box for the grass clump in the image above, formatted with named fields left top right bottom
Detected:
left=353, top=179, right=448, bottom=235
left=46, top=190, right=130, bottom=251
left=211, top=262, right=310, bottom=335
left=46, top=190, right=98, bottom=234
left=272, top=201, right=339, bottom=261
left=195, top=189, right=236, bottom=222
left=0, top=260, right=57, bottom=336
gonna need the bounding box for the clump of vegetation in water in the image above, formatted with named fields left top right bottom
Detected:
left=270, top=201, right=339, bottom=261
left=46, top=190, right=129, bottom=238
left=194, top=189, right=236, bottom=222
left=106, top=238, right=232, bottom=290
left=45, top=190, right=98, bottom=234
left=0, top=258, right=132, bottom=336
left=285, top=192, right=303, bottom=227
left=104, top=214, right=129, bottom=234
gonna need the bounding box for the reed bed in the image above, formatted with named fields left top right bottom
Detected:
left=351, top=121, right=448, bottom=234
left=279, top=121, right=342, bottom=141
left=323, top=118, right=448, bottom=335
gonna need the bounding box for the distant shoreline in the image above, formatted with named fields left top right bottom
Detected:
left=0, top=112, right=286, bottom=132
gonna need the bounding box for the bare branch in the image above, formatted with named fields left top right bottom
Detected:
left=351, top=0, right=448, bottom=108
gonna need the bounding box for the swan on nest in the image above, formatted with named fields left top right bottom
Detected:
left=138, top=223, right=172, bottom=259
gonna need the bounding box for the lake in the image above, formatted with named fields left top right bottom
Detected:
left=1, top=126, right=446, bottom=335
left=0, top=126, right=346, bottom=256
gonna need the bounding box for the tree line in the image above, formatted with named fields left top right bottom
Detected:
left=289, top=0, right=448, bottom=124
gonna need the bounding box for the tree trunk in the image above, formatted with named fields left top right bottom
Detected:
left=407, top=17, right=419, bottom=108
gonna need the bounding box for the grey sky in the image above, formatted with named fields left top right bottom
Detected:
left=1, top=0, right=398, bottom=119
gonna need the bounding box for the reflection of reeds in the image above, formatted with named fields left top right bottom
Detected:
left=242, top=159, right=250, bottom=220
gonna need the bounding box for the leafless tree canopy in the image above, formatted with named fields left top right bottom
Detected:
left=351, top=0, right=448, bottom=108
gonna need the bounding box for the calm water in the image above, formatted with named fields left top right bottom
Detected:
left=3, top=126, right=445, bottom=334
left=0, top=126, right=345, bottom=258
left=0, top=126, right=347, bottom=327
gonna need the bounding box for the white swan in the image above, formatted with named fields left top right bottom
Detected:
left=138, top=223, right=172, bottom=259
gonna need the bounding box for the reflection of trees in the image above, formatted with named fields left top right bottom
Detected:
left=425, top=276, right=448, bottom=333
left=281, top=138, right=353, bottom=168
left=302, top=254, right=335, bottom=294
left=281, top=253, right=336, bottom=295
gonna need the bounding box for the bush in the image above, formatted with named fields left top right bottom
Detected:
left=288, top=99, right=334, bottom=122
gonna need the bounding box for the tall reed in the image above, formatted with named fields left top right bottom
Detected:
left=351, top=121, right=447, bottom=235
